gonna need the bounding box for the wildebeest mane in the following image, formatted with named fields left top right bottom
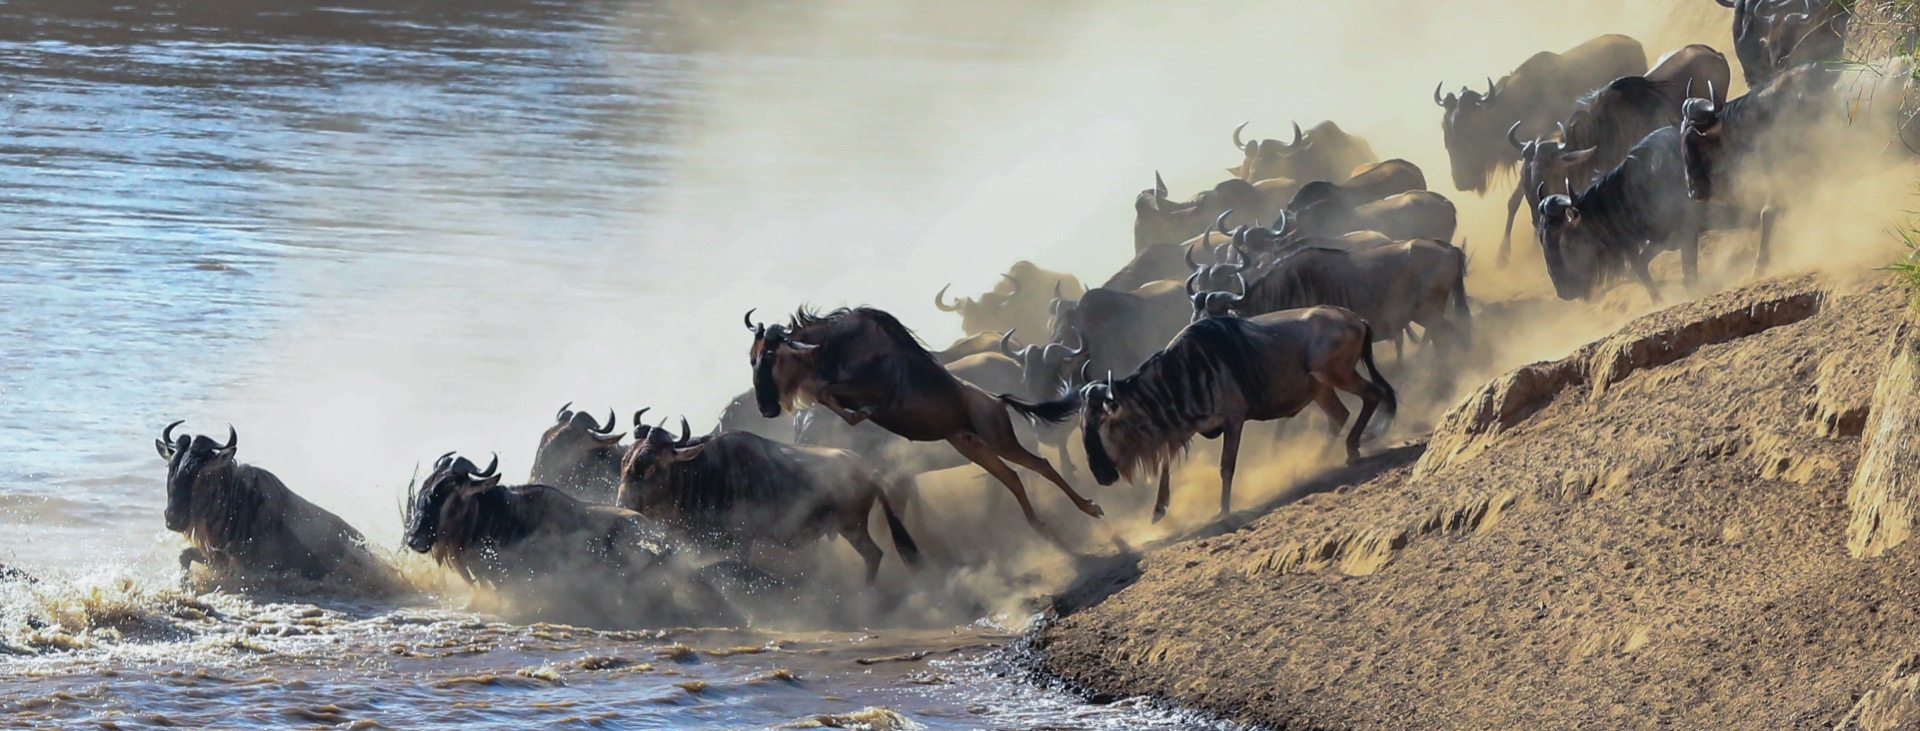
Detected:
left=1097, top=317, right=1270, bottom=478
left=787, top=306, right=951, bottom=405
left=641, top=432, right=817, bottom=545
left=1568, top=76, right=1676, bottom=159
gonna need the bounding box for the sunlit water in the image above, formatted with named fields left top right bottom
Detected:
left=0, top=2, right=1238, bottom=728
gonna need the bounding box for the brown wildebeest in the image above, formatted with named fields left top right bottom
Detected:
left=1133, top=172, right=1299, bottom=252
left=747, top=306, right=1102, bottom=531
left=1229, top=120, right=1378, bottom=184
left=933, top=260, right=1085, bottom=339
left=404, top=452, right=727, bottom=626
left=1284, top=158, right=1428, bottom=214
left=932, top=332, right=1006, bottom=365
left=1292, top=190, right=1458, bottom=243
left=155, top=422, right=399, bottom=593
left=530, top=402, right=627, bottom=503
left=616, top=416, right=920, bottom=584
left=1064, top=307, right=1396, bottom=520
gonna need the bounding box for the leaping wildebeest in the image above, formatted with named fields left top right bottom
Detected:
left=933, top=260, right=1086, bottom=339
left=530, top=403, right=628, bottom=503
left=1437, top=34, right=1647, bottom=263
left=155, top=422, right=400, bottom=592
left=405, top=452, right=726, bottom=626
left=1537, top=126, right=1771, bottom=303
left=615, top=415, right=920, bottom=584
left=1063, top=307, right=1397, bottom=520
left=1229, top=120, right=1379, bottom=184
left=1503, top=45, right=1731, bottom=261
left=748, top=306, right=1101, bottom=531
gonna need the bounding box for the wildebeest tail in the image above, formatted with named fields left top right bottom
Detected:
left=1449, top=244, right=1473, bottom=349
left=1002, top=393, right=1080, bottom=425
left=1360, top=323, right=1398, bottom=442
left=875, top=490, right=922, bottom=567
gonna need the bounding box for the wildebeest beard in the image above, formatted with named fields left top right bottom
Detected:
left=1080, top=318, right=1270, bottom=485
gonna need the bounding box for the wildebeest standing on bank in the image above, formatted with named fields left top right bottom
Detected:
left=529, top=403, right=627, bottom=503
left=747, top=306, right=1103, bottom=531
left=1229, top=234, right=1472, bottom=362
left=1718, top=0, right=1849, bottom=87
left=1133, top=173, right=1298, bottom=251
left=933, top=260, right=1085, bottom=340
left=155, top=422, right=401, bottom=593
left=1284, top=158, right=1428, bottom=214
left=1504, top=45, right=1731, bottom=261
left=1229, top=120, right=1378, bottom=184
left=1437, top=34, right=1647, bottom=264
left=1064, top=308, right=1396, bottom=520
left=404, top=452, right=726, bottom=627
left=1047, top=279, right=1195, bottom=393
left=615, top=416, right=920, bottom=583
left=1537, top=126, right=1770, bottom=302
left=1291, top=190, right=1459, bottom=243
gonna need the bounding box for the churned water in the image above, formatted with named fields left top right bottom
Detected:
left=0, top=1, right=1240, bottom=728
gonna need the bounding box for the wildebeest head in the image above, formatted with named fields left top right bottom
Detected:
left=154, top=421, right=236, bottom=533
left=1078, top=377, right=1166, bottom=486
left=1000, top=328, right=1088, bottom=400
left=1513, top=120, right=1594, bottom=220
left=1230, top=121, right=1305, bottom=182
left=1679, top=96, right=1724, bottom=201
left=933, top=276, right=1017, bottom=334
left=404, top=452, right=500, bottom=554
left=745, top=309, right=818, bottom=419
left=1435, top=77, right=1509, bottom=193
left=1534, top=191, right=1608, bottom=300
left=531, top=402, right=624, bottom=486
left=1187, top=268, right=1248, bottom=322
left=615, top=416, right=705, bottom=513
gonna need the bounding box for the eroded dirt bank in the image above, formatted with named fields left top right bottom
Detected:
left=1037, top=276, right=1920, bottom=730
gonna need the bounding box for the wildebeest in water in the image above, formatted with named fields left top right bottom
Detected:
left=529, top=402, right=627, bottom=503
left=155, top=421, right=400, bottom=593
left=404, top=452, right=727, bottom=626
left=615, top=415, right=920, bottom=584
left=1064, top=307, right=1397, bottom=521
left=747, top=306, right=1103, bottom=532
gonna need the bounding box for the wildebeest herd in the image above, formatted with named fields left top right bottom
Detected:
left=154, top=3, right=1915, bottom=624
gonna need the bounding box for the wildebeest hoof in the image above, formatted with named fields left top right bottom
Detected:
left=1151, top=506, right=1167, bottom=523
left=1080, top=502, right=1105, bottom=518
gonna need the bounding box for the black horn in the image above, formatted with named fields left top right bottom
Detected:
left=555, top=401, right=573, bottom=423
left=1232, top=121, right=1249, bottom=151
left=1184, top=241, right=1202, bottom=271
left=1000, top=329, right=1021, bottom=358
left=593, top=409, right=618, bottom=435
left=161, top=419, right=184, bottom=445
left=743, top=308, right=758, bottom=331
left=217, top=425, right=237, bottom=455
left=1214, top=209, right=1233, bottom=236
left=1000, top=272, right=1020, bottom=298
left=475, top=453, right=498, bottom=479
left=1483, top=77, right=1496, bottom=99
left=1153, top=171, right=1168, bottom=199
left=632, top=407, right=652, bottom=429
left=1507, top=120, right=1526, bottom=151
left=678, top=417, right=691, bottom=445
left=1434, top=81, right=1447, bottom=107
left=1063, top=327, right=1086, bottom=357
left=1288, top=120, right=1303, bottom=147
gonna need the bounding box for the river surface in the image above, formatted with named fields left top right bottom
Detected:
left=0, top=1, right=1241, bottom=728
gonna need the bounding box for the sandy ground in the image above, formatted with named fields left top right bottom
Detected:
left=1035, top=274, right=1920, bottom=730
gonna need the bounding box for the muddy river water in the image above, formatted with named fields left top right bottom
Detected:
left=0, top=1, right=1242, bottom=728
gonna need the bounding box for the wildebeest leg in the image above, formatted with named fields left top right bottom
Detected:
left=1153, top=464, right=1171, bottom=523
left=1316, top=369, right=1381, bottom=465
left=1754, top=204, right=1777, bottom=277
left=840, top=513, right=887, bottom=585
left=1313, top=386, right=1350, bottom=442
left=1497, top=183, right=1523, bottom=267
left=1629, top=251, right=1661, bottom=305
left=1218, top=421, right=1243, bottom=515
left=177, top=547, right=206, bottom=574
left=1054, top=437, right=1079, bottom=482
left=1681, top=231, right=1702, bottom=296
left=998, top=442, right=1104, bottom=519
left=947, top=433, right=1043, bottom=528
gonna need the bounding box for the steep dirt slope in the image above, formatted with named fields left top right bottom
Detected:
left=1038, top=276, right=1920, bottom=730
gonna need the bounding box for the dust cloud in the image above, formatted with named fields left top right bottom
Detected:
left=177, top=0, right=1917, bottom=625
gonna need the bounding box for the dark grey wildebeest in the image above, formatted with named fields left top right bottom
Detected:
left=530, top=403, right=628, bottom=503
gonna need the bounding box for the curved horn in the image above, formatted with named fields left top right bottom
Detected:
left=161, top=419, right=184, bottom=445
left=475, top=453, right=498, bottom=479
left=1214, top=209, right=1233, bottom=236
left=594, top=409, right=618, bottom=435
left=1064, top=327, right=1086, bottom=357
left=1078, top=359, right=1093, bottom=386
left=1232, top=121, right=1249, bottom=151
left=1434, top=81, right=1447, bottom=107
left=1185, top=271, right=1201, bottom=296
left=1289, top=120, right=1303, bottom=147
left=678, top=417, right=692, bottom=445
left=1707, top=80, right=1715, bottom=105
left=1000, top=329, right=1021, bottom=358
left=743, top=308, right=758, bottom=330
left=1714, top=0, right=1735, bottom=6
left=933, top=284, right=959, bottom=312
left=1185, top=241, right=1202, bottom=271
left=1000, top=272, right=1020, bottom=298
left=435, top=451, right=456, bottom=470
left=1053, top=280, right=1063, bottom=299
left=1484, top=77, right=1496, bottom=99
left=1507, top=120, right=1526, bottom=151
left=217, top=425, right=237, bottom=453
left=632, top=407, right=652, bottom=428
left=1232, top=271, right=1248, bottom=299
left=1153, top=171, right=1168, bottom=199
left=1555, top=120, right=1567, bottom=140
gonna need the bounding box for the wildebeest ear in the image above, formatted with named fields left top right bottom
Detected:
left=474, top=474, right=503, bottom=489
left=1561, top=148, right=1597, bottom=165
left=668, top=442, right=707, bottom=463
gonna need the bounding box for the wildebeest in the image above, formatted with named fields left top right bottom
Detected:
left=747, top=306, right=1101, bottom=531
left=932, top=332, right=1009, bottom=365
left=717, top=390, right=796, bottom=443
left=1047, top=279, right=1195, bottom=392
left=1229, top=120, right=1378, bottom=184
left=1537, top=126, right=1770, bottom=302
left=530, top=403, right=627, bottom=503
left=1718, top=0, right=1849, bottom=87
left=404, top=452, right=724, bottom=625
left=155, top=422, right=399, bottom=592
left=1065, top=307, right=1396, bottom=520
left=1292, top=189, right=1458, bottom=242
left=1103, top=230, right=1235, bottom=291
left=934, top=260, right=1086, bottom=339
left=1133, top=173, right=1298, bottom=251
left=1228, top=234, right=1473, bottom=361
left=1285, top=158, right=1429, bottom=213
left=1500, top=45, right=1731, bottom=263
left=615, top=416, right=920, bottom=583
left=1437, top=34, right=1647, bottom=195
